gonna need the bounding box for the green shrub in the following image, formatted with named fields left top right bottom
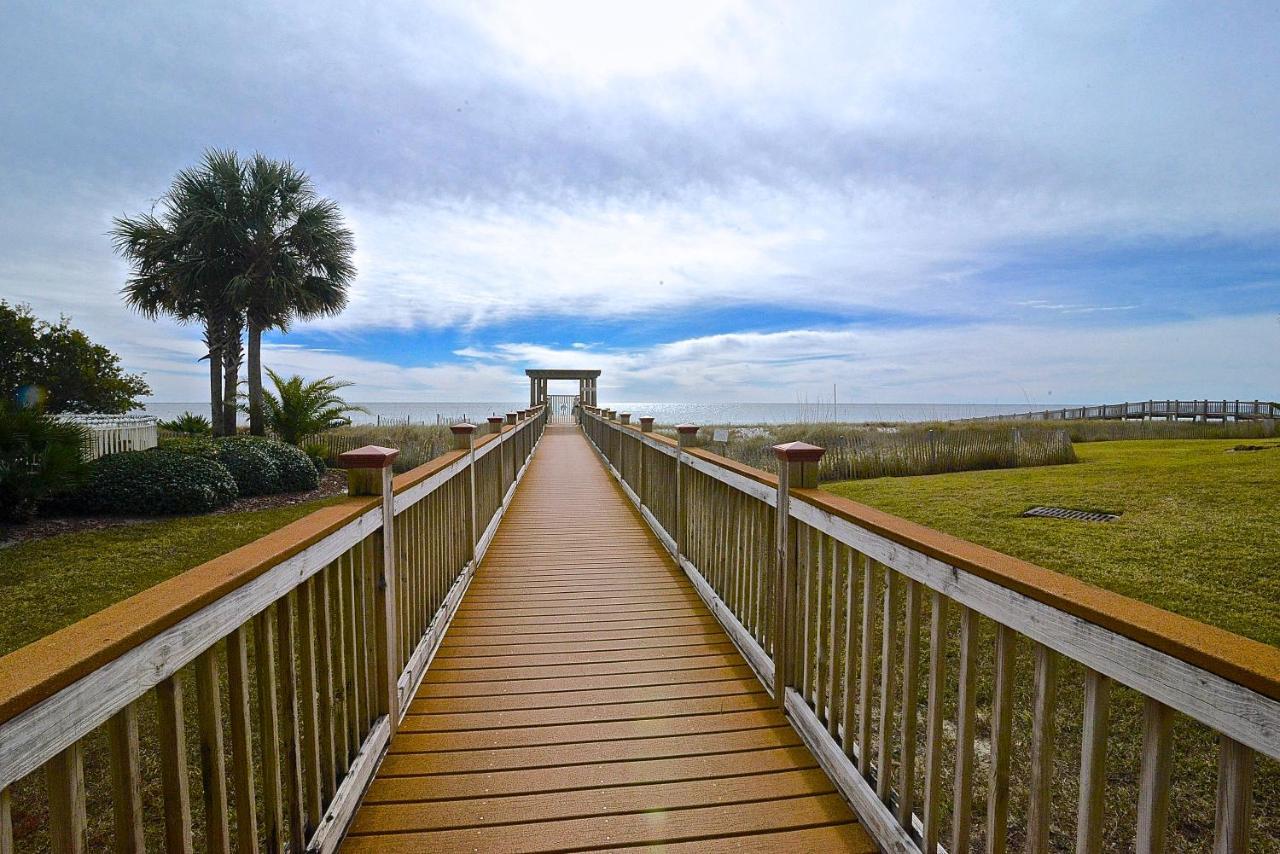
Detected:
left=0, top=405, right=88, bottom=522
left=76, top=449, right=237, bottom=515
left=218, top=436, right=318, bottom=493
left=215, top=439, right=281, bottom=496
left=303, top=442, right=328, bottom=475
left=158, top=435, right=218, bottom=459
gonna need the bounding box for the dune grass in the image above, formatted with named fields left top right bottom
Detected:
left=823, top=438, right=1279, bottom=850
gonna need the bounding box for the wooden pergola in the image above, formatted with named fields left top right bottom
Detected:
left=525, top=368, right=600, bottom=407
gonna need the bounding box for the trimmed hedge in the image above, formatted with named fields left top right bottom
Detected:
left=215, top=439, right=281, bottom=497
left=76, top=449, right=238, bottom=515
left=219, top=436, right=319, bottom=493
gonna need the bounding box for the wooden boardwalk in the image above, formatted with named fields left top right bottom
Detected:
left=343, top=424, right=872, bottom=852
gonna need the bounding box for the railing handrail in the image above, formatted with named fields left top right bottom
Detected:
left=0, top=407, right=546, bottom=788
left=964, top=398, right=1280, bottom=422
left=580, top=405, right=1280, bottom=725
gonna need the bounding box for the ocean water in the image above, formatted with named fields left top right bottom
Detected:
left=136, top=401, right=1060, bottom=426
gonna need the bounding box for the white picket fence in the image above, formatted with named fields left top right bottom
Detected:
left=57, top=414, right=159, bottom=460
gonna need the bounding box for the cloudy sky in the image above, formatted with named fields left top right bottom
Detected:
left=2, top=1, right=1278, bottom=404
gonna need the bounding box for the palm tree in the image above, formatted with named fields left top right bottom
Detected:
left=114, top=155, right=244, bottom=435
left=115, top=150, right=354, bottom=437
left=228, top=154, right=355, bottom=435
left=257, top=368, right=366, bottom=445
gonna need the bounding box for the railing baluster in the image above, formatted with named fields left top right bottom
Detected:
left=296, top=579, right=324, bottom=827
left=315, top=567, right=337, bottom=804
left=1027, top=642, right=1059, bottom=853
left=897, top=578, right=922, bottom=828
left=275, top=591, right=307, bottom=845
left=876, top=565, right=899, bottom=803
left=0, top=786, right=11, bottom=854
left=987, top=624, right=1017, bottom=854
left=156, top=675, right=193, bottom=853
left=255, top=607, right=286, bottom=851
left=194, top=649, right=230, bottom=854
left=46, top=742, right=86, bottom=854
left=1136, top=698, right=1175, bottom=854
left=922, top=591, right=947, bottom=852
left=106, top=703, right=145, bottom=853
left=827, top=539, right=842, bottom=739
left=1076, top=669, right=1110, bottom=854
left=226, top=626, right=259, bottom=852
left=329, top=561, right=351, bottom=778
left=1213, top=736, right=1254, bottom=854
left=858, top=554, right=876, bottom=777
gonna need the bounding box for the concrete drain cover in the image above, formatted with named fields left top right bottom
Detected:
left=1023, top=506, right=1119, bottom=523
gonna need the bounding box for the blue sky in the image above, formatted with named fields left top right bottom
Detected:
left=2, top=1, right=1278, bottom=403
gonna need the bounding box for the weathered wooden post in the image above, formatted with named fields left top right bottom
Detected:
left=452, top=424, right=477, bottom=562
left=675, top=425, right=698, bottom=561
left=619, top=413, right=631, bottom=425
left=338, top=444, right=400, bottom=732
left=639, top=416, right=654, bottom=432
left=487, top=415, right=503, bottom=435
left=505, top=412, right=517, bottom=426
left=770, top=441, right=825, bottom=709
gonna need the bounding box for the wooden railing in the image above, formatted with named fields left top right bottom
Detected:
left=581, top=406, right=1280, bottom=853
left=0, top=406, right=546, bottom=853
left=967, top=399, right=1280, bottom=423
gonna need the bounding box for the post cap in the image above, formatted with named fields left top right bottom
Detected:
left=338, top=445, right=400, bottom=469
left=675, top=424, right=699, bottom=435
left=487, top=415, right=504, bottom=424
left=506, top=412, right=519, bottom=419
left=639, top=416, right=655, bottom=425
left=450, top=422, right=477, bottom=435
left=772, top=441, right=826, bottom=462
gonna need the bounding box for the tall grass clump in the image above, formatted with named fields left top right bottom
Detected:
left=667, top=421, right=1077, bottom=482
left=307, top=424, right=453, bottom=473
left=998, top=417, right=1278, bottom=443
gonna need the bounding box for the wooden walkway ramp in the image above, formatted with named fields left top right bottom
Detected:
left=343, top=424, right=873, bottom=852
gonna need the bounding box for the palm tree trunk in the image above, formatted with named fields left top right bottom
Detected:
left=206, top=325, right=224, bottom=437
left=248, top=319, right=264, bottom=436
left=223, top=316, right=243, bottom=436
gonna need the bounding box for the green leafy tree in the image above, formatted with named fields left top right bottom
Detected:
left=0, top=302, right=150, bottom=413
left=257, top=368, right=366, bottom=445
left=115, top=150, right=355, bottom=438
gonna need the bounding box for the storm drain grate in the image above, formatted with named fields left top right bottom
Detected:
left=1022, top=506, right=1119, bottom=523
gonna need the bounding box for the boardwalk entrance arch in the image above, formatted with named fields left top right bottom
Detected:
left=525, top=368, right=600, bottom=408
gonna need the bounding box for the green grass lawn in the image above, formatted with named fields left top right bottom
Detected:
left=824, top=438, right=1279, bottom=851
left=824, top=438, right=1280, bottom=647
left=0, top=497, right=347, bottom=657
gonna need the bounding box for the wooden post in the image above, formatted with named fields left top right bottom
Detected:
left=487, top=415, right=504, bottom=435
left=639, top=416, right=654, bottom=432
left=505, top=412, right=517, bottom=426
left=452, top=423, right=478, bottom=562
left=770, top=441, right=825, bottom=710
left=675, top=425, right=698, bottom=563
left=619, top=413, right=631, bottom=425
left=338, top=444, right=400, bottom=733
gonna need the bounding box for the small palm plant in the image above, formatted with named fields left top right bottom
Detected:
left=257, top=368, right=366, bottom=445
left=158, top=411, right=213, bottom=435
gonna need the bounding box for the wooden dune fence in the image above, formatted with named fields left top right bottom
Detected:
left=58, top=415, right=158, bottom=460
left=0, top=407, right=546, bottom=852
left=583, top=406, right=1279, bottom=853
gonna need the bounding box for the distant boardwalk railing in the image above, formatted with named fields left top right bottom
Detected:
left=967, top=398, right=1279, bottom=423
left=581, top=405, right=1279, bottom=853
left=0, top=406, right=546, bottom=852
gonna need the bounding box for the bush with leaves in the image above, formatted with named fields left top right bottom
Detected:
left=303, top=442, right=328, bottom=475
left=0, top=404, right=88, bottom=522
left=159, top=435, right=219, bottom=459
left=214, top=438, right=281, bottom=496
left=75, top=449, right=237, bottom=515
left=158, top=411, right=212, bottom=435
left=217, top=435, right=318, bottom=493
